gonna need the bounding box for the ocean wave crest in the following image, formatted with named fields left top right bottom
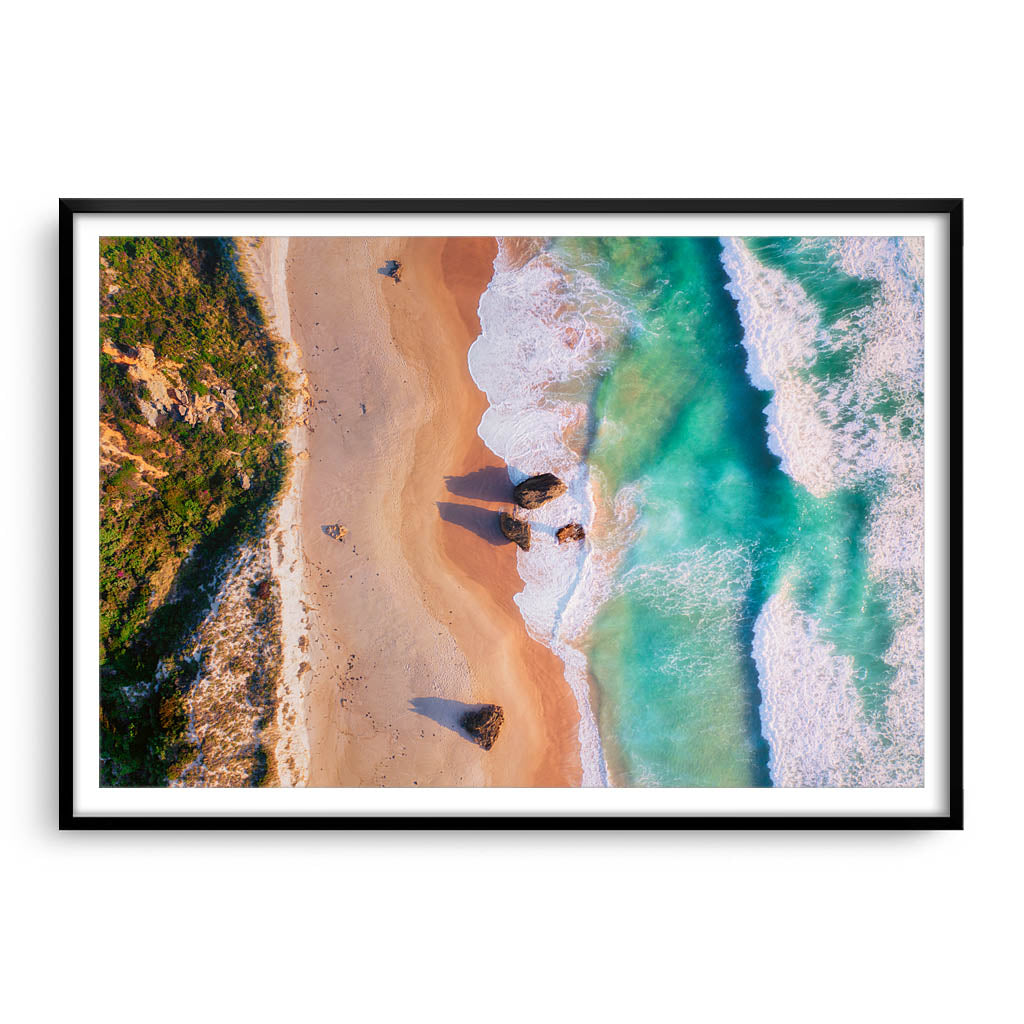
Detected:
left=754, top=587, right=923, bottom=786
left=723, top=236, right=925, bottom=787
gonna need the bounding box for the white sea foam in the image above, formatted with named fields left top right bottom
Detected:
left=831, top=236, right=925, bottom=788
left=720, top=238, right=840, bottom=497
left=753, top=587, right=924, bottom=787
left=468, top=241, right=634, bottom=786
left=722, top=236, right=925, bottom=787
left=753, top=588, right=878, bottom=786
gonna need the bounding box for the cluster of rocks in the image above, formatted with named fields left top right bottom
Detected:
left=496, top=473, right=586, bottom=552
left=102, top=342, right=240, bottom=430
left=480, top=474, right=585, bottom=751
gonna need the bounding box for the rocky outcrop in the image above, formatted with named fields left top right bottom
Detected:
left=499, top=511, right=531, bottom=551
left=323, top=523, right=348, bottom=542
left=461, top=704, right=504, bottom=750
left=102, top=342, right=240, bottom=430
left=556, top=522, right=586, bottom=544
left=514, top=473, right=567, bottom=509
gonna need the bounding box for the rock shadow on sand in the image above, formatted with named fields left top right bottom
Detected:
left=436, top=501, right=507, bottom=546
left=443, top=466, right=512, bottom=502
left=409, top=697, right=490, bottom=744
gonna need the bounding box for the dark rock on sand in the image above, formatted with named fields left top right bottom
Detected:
left=461, top=704, right=505, bottom=750
left=377, top=259, right=402, bottom=283
left=322, top=523, right=348, bottom=542
left=513, top=472, right=567, bottom=509
left=556, top=522, right=586, bottom=544
left=499, top=511, right=531, bottom=551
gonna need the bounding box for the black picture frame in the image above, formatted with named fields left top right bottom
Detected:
left=61, top=197, right=963, bottom=830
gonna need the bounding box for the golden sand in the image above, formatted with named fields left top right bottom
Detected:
left=284, top=237, right=581, bottom=787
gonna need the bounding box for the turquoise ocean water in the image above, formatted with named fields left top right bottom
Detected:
left=468, top=236, right=924, bottom=787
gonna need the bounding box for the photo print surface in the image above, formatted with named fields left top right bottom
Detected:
left=96, top=235, right=924, bottom=790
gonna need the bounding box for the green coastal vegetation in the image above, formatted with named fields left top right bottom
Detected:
left=99, top=237, right=290, bottom=786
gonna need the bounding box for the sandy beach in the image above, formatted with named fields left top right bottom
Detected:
left=279, top=237, right=582, bottom=787
left=236, top=236, right=312, bottom=787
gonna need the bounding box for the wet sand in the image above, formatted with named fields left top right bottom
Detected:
left=285, top=236, right=582, bottom=787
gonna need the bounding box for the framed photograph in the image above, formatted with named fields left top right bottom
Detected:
left=62, top=198, right=962, bottom=828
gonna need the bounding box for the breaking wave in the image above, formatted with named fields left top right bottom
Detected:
left=722, top=237, right=925, bottom=786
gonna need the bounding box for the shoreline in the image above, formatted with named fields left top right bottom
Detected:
left=285, top=236, right=582, bottom=787
left=395, top=238, right=583, bottom=785
left=464, top=240, right=616, bottom=786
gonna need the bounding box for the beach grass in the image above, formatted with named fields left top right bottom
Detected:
left=98, top=236, right=290, bottom=786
